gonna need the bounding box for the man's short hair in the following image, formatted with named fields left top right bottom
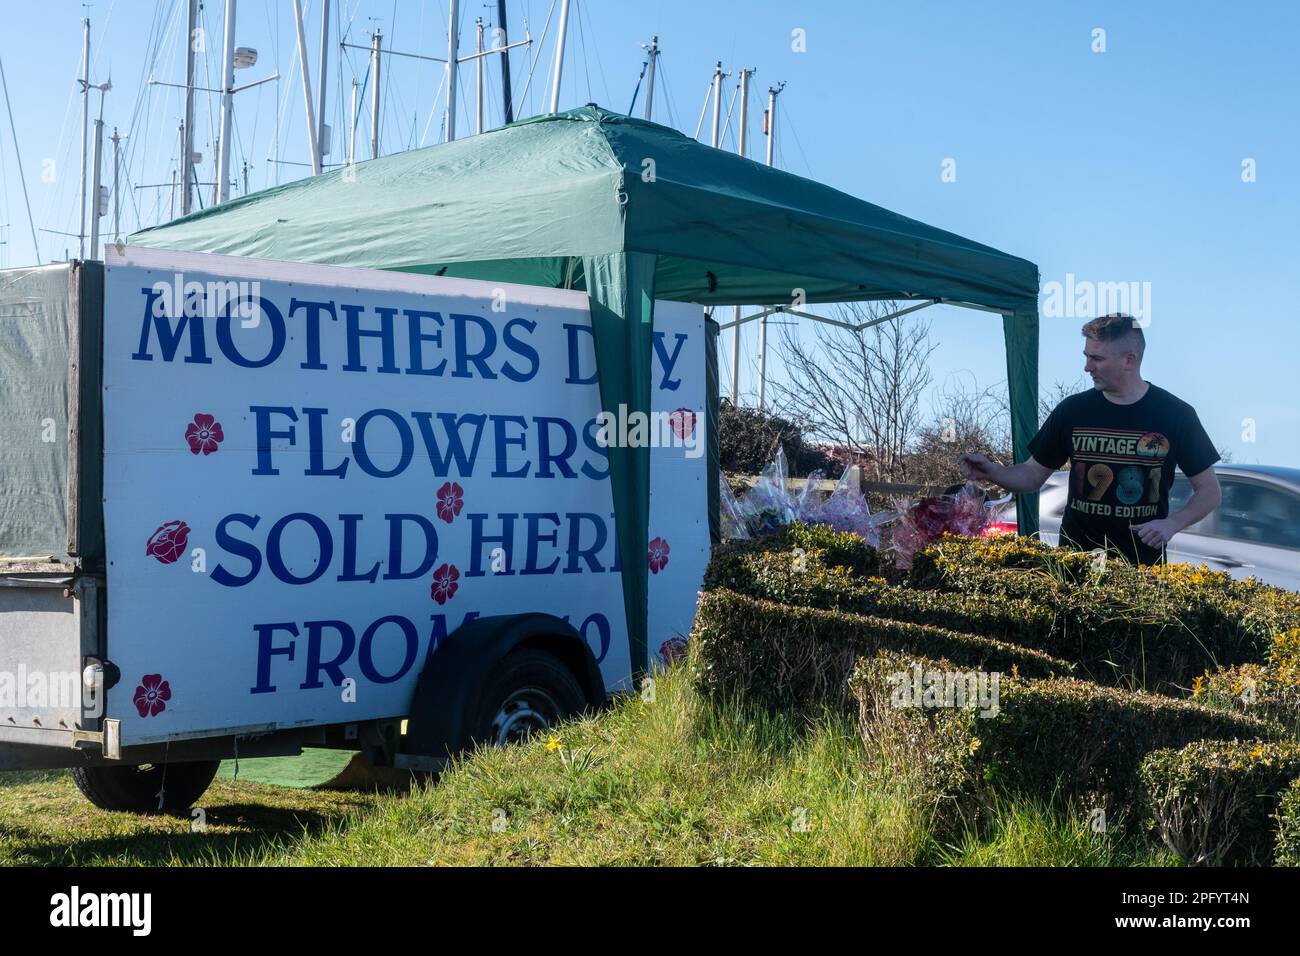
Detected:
left=1082, top=313, right=1145, bottom=356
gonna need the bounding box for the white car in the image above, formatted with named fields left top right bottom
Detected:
left=1001, top=465, right=1300, bottom=591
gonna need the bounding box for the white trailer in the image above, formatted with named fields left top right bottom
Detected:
left=0, top=247, right=714, bottom=810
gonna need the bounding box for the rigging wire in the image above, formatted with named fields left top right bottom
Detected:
left=692, top=75, right=712, bottom=140
left=516, top=0, right=556, bottom=118
left=655, top=54, right=682, bottom=131
left=576, top=0, right=609, bottom=106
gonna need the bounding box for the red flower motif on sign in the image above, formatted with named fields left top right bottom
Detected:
left=431, top=563, right=460, bottom=604
left=669, top=408, right=697, bottom=440
left=133, top=674, right=172, bottom=718
left=648, top=536, right=670, bottom=574
left=145, top=520, right=191, bottom=564
left=436, top=481, right=465, bottom=524
left=185, top=413, right=225, bottom=455
left=659, top=636, right=689, bottom=664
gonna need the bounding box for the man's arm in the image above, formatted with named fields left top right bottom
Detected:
left=1171, top=466, right=1223, bottom=530
left=960, top=453, right=1054, bottom=494
left=1133, top=466, right=1221, bottom=549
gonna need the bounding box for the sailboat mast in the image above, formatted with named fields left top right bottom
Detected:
left=446, top=0, right=459, bottom=140
left=316, top=0, right=331, bottom=169
left=182, top=0, right=197, bottom=215
left=549, top=0, right=570, bottom=113
left=497, top=0, right=514, bottom=123
left=77, top=17, right=90, bottom=257
left=215, top=0, right=238, bottom=204
left=291, top=0, right=321, bottom=174
left=643, top=36, right=659, bottom=121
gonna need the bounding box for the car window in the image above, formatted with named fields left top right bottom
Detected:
left=1168, top=476, right=1214, bottom=535
left=1214, top=479, right=1300, bottom=550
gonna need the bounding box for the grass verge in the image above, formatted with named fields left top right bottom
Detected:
left=1, top=663, right=1168, bottom=866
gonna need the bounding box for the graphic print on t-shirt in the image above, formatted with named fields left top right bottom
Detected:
left=1067, top=428, right=1170, bottom=522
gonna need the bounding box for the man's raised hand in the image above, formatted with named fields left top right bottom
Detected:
left=960, top=452, right=998, bottom=483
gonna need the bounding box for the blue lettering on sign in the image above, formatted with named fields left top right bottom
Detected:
left=501, top=318, right=540, bottom=382
left=652, top=330, right=688, bottom=391
left=463, top=512, right=617, bottom=577
left=300, top=620, right=355, bottom=690
left=252, top=610, right=485, bottom=692
left=491, top=415, right=530, bottom=478
left=353, top=408, right=415, bottom=478
left=410, top=411, right=487, bottom=476
left=216, top=295, right=286, bottom=368
left=289, top=298, right=338, bottom=370
left=210, top=511, right=439, bottom=587
left=133, top=288, right=551, bottom=378
left=132, top=286, right=212, bottom=364
left=563, top=612, right=611, bottom=664
left=342, top=302, right=400, bottom=374
left=120, top=280, right=696, bottom=710
left=357, top=615, right=419, bottom=684
left=451, top=313, right=498, bottom=379
left=266, top=512, right=333, bottom=585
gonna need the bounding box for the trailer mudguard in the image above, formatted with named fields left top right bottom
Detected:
left=398, top=612, right=605, bottom=767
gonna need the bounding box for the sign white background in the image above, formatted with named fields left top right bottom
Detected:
left=103, top=247, right=707, bottom=745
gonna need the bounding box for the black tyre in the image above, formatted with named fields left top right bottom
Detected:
left=470, top=649, right=588, bottom=747
left=71, top=759, right=221, bottom=813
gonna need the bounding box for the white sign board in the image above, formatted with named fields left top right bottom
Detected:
left=102, top=247, right=708, bottom=745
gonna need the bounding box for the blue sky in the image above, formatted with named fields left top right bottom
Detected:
left=2, top=0, right=1296, bottom=465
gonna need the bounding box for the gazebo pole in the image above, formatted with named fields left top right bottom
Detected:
left=758, top=82, right=783, bottom=411
left=731, top=68, right=753, bottom=406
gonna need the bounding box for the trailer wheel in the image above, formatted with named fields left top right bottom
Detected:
left=471, top=649, right=587, bottom=748
left=71, top=759, right=221, bottom=813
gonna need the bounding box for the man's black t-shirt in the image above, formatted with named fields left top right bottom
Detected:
left=1027, top=383, right=1219, bottom=565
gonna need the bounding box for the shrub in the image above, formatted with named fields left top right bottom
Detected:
left=852, top=650, right=1274, bottom=834
left=908, top=535, right=1300, bottom=692
left=689, top=588, right=1072, bottom=715
left=781, top=521, right=885, bottom=577
left=707, top=545, right=1060, bottom=654
left=704, top=523, right=885, bottom=589
left=1276, top=778, right=1300, bottom=867
left=1140, top=739, right=1300, bottom=866
left=1192, top=628, right=1300, bottom=742
left=1194, top=664, right=1300, bottom=741
left=718, top=399, right=834, bottom=476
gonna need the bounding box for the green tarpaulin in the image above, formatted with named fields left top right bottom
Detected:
left=131, top=104, right=1041, bottom=678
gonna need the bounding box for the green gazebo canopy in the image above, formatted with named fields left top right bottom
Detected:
left=131, top=103, right=1041, bottom=677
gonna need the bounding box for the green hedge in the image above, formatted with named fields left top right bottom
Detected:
left=1195, top=663, right=1300, bottom=741
left=706, top=546, right=1059, bottom=648
left=1276, top=778, right=1300, bottom=866
left=689, top=588, right=1073, bottom=715
left=852, top=650, right=1274, bottom=833
left=706, top=521, right=885, bottom=584
left=907, top=535, right=1300, bottom=692
left=1140, top=739, right=1300, bottom=866
left=707, top=540, right=1269, bottom=694
left=781, top=521, right=886, bottom=577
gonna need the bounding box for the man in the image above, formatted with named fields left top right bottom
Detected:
left=960, top=313, right=1222, bottom=565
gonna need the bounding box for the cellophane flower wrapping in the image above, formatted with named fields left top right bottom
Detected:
left=793, top=469, right=825, bottom=523
left=885, top=482, right=991, bottom=569
left=742, top=447, right=798, bottom=536
left=719, top=474, right=752, bottom=540
left=809, top=465, right=880, bottom=545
